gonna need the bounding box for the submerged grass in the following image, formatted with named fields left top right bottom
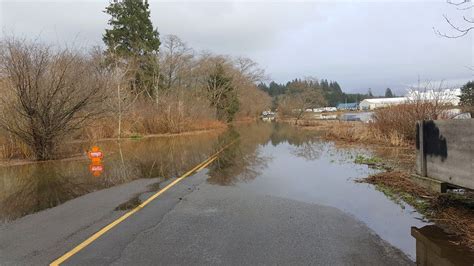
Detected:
left=354, top=154, right=382, bottom=165
left=373, top=184, right=430, bottom=212
left=354, top=154, right=392, bottom=171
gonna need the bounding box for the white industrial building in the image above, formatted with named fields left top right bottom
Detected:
left=405, top=88, right=461, bottom=106
left=359, top=97, right=407, bottom=110
left=359, top=88, right=462, bottom=110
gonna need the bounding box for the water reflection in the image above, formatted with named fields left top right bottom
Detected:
left=207, top=124, right=272, bottom=186
left=0, top=131, right=223, bottom=222
left=0, top=164, right=89, bottom=220
left=269, top=122, right=318, bottom=147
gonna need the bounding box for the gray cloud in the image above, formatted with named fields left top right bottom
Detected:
left=1, top=0, right=473, bottom=95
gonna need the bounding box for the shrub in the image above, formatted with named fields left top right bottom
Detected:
left=0, top=39, right=107, bottom=160
left=371, top=102, right=445, bottom=142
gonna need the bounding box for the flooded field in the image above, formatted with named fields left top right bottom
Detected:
left=0, top=122, right=471, bottom=262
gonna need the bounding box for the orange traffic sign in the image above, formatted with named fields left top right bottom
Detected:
left=88, top=146, right=103, bottom=159
left=88, top=146, right=104, bottom=176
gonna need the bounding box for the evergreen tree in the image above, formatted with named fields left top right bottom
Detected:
left=460, top=81, right=474, bottom=114
left=103, top=0, right=160, bottom=58
left=331, top=81, right=342, bottom=93
left=367, top=88, right=374, bottom=98
left=385, top=88, right=394, bottom=97
left=320, top=79, right=329, bottom=91
left=257, top=82, right=269, bottom=94
left=206, top=64, right=240, bottom=122
left=103, top=0, right=160, bottom=94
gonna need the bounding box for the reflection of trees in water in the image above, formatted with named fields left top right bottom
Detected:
left=0, top=132, right=222, bottom=222
left=290, top=141, right=325, bottom=161
left=99, top=132, right=221, bottom=185
left=268, top=123, right=325, bottom=160
left=126, top=134, right=217, bottom=179
left=0, top=123, right=326, bottom=222
left=207, top=125, right=271, bottom=186
left=207, top=123, right=326, bottom=185
left=269, top=123, right=318, bottom=147
left=0, top=164, right=90, bottom=221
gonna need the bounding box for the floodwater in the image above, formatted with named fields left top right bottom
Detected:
left=0, top=130, right=225, bottom=222
left=0, top=122, right=471, bottom=262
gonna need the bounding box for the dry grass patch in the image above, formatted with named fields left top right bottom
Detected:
left=316, top=121, right=409, bottom=147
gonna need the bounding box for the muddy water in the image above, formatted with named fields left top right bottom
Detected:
left=0, top=122, right=470, bottom=262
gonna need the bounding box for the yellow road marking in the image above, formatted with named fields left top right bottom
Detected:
left=197, top=156, right=216, bottom=172
left=50, top=140, right=236, bottom=266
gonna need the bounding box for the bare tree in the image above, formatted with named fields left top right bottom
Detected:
left=160, top=35, right=194, bottom=91
left=435, top=0, right=474, bottom=38
left=0, top=38, right=107, bottom=160
left=234, top=57, right=267, bottom=83
left=278, top=81, right=327, bottom=124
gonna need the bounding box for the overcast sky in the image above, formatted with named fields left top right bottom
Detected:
left=1, top=0, right=473, bottom=95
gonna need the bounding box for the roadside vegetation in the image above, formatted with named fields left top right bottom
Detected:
left=0, top=0, right=271, bottom=161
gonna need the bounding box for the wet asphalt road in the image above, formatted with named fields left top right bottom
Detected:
left=62, top=170, right=412, bottom=266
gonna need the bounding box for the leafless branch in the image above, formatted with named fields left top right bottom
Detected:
left=447, top=0, right=474, bottom=10
left=434, top=14, right=474, bottom=38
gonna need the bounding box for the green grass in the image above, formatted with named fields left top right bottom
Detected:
left=354, top=154, right=382, bottom=165
left=130, top=134, right=143, bottom=140
left=374, top=184, right=430, bottom=213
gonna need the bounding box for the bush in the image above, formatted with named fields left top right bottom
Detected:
left=371, top=103, right=444, bottom=142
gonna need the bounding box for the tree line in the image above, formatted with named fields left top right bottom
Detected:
left=258, top=79, right=397, bottom=108
left=0, top=0, right=271, bottom=160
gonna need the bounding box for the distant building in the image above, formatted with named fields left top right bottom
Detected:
left=336, top=103, right=358, bottom=110
left=406, top=88, right=461, bottom=106
left=313, top=107, right=337, bottom=113
left=359, top=89, right=462, bottom=110
left=359, top=97, right=406, bottom=110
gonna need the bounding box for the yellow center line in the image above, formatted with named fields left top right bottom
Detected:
left=50, top=139, right=237, bottom=266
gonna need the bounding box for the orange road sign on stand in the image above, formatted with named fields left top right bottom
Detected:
left=88, top=146, right=104, bottom=176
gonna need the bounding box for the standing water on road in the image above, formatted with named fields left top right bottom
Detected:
left=207, top=123, right=429, bottom=260
left=1, top=122, right=466, bottom=261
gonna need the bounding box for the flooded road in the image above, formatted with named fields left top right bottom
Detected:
left=0, top=122, right=471, bottom=264
left=207, top=123, right=427, bottom=259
